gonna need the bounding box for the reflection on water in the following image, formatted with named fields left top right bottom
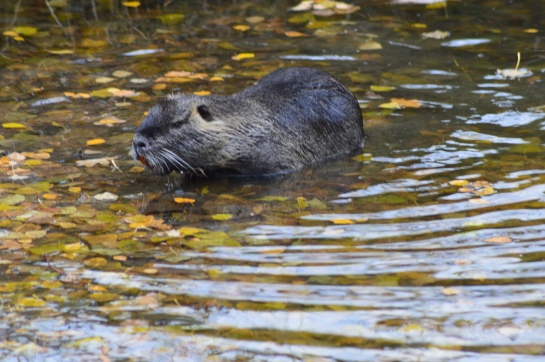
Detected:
left=1, top=0, right=545, bottom=360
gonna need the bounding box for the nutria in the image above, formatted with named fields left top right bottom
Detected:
left=131, top=67, right=364, bottom=177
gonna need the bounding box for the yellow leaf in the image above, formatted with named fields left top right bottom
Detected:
left=12, top=26, right=38, bottom=36
left=174, top=197, right=195, bottom=204
left=410, top=23, right=427, bottom=29
left=379, top=101, right=402, bottom=109
left=59, top=222, right=77, bottom=229
left=359, top=41, right=382, bottom=51
left=86, top=138, right=106, bottom=146
left=441, top=287, right=461, bottom=296
left=122, top=1, right=140, bottom=7
left=231, top=53, right=255, bottom=61
left=332, top=219, right=355, bottom=225
left=2, top=122, right=26, bottom=129
left=207, top=269, right=222, bottom=278
left=194, top=90, right=210, bottom=96
left=3, top=30, right=18, bottom=37
left=152, top=83, right=167, bottom=90
left=426, top=2, right=446, bottom=9
left=24, top=159, right=42, bottom=167
left=143, top=268, right=158, bottom=274
left=95, top=77, right=116, bottom=84
left=449, top=180, right=468, bottom=186
left=129, top=166, right=145, bottom=173
left=48, top=49, right=74, bottom=55
left=110, top=89, right=138, bottom=97
left=474, top=186, right=495, bottom=196
left=370, top=85, right=395, bottom=92
left=210, top=76, right=224, bottom=82
left=399, top=323, right=425, bottom=334
left=68, top=187, right=81, bottom=193
left=524, top=28, right=538, bottom=34
left=18, top=297, right=46, bottom=307
left=63, top=242, right=83, bottom=252
left=233, top=25, right=250, bottom=32
left=22, top=152, right=50, bottom=159
left=84, top=257, right=108, bottom=268
left=96, top=118, right=127, bottom=126
left=284, top=31, right=307, bottom=37
left=212, top=213, right=233, bottom=221
left=42, top=193, right=57, bottom=200
left=390, top=98, right=421, bottom=108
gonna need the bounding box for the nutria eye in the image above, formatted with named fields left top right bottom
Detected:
left=197, top=104, right=213, bottom=122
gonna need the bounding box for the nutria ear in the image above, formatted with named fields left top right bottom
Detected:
left=197, top=104, right=213, bottom=122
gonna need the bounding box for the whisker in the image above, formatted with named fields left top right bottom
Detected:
left=163, top=149, right=205, bottom=176
left=160, top=150, right=189, bottom=174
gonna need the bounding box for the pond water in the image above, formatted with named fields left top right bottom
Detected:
left=1, top=0, right=545, bottom=360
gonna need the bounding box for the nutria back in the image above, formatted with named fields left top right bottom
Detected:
left=132, top=67, right=364, bottom=176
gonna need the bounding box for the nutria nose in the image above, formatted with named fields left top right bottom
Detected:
left=133, top=134, right=149, bottom=153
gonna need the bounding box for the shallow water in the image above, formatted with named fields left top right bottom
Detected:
left=1, top=0, right=545, bottom=361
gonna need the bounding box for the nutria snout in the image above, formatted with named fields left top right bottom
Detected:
left=131, top=67, right=364, bottom=177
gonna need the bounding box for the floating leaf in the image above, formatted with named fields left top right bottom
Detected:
left=95, top=77, right=116, bottom=84
left=284, top=31, right=307, bottom=37
left=48, top=49, right=74, bottom=55
left=18, top=297, right=46, bottom=307
left=370, top=85, right=395, bottom=92
left=391, top=98, right=421, bottom=108
left=442, top=287, right=461, bottom=296
left=290, top=0, right=314, bottom=11
left=94, top=117, right=127, bottom=126
left=122, top=1, right=140, bottom=7
left=422, top=30, right=450, bottom=39
left=156, top=14, right=185, bottom=25
left=112, top=70, right=132, bottom=78
left=93, top=192, right=119, bottom=202
left=332, top=219, right=355, bottom=225
left=233, top=25, right=250, bottom=32
left=359, top=41, right=382, bottom=50
left=174, top=197, right=195, bottom=204
left=484, top=236, right=512, bottom=244
left=76, top=157, right=116, bottom=168
left=257, top=196, right=288, bottom=202
left=90, top=293, right=118, bottom=302
left=2, top=122, right=26, bottom=129
left=246, top=16, right=265, bottom=24
left=12, top=26, right=38, bottom=36
left=231, top=53, right=255, bottom=61
left=86, top=138, right=106, bottom=146
left=194, top=90, right=210, bottom=96
left=399, top=323, right=425, bottom=334
left=84, top=257, right=108, bottom=268
left=212, top=213, right=233, bottom=221
left=379, top=101, right=403, bottom=109
left=449, top=180, right=468, bottom=186
left=0, top=194, right=25, bottom=206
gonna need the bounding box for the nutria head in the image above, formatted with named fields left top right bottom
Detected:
left=131, top=95, right=229, bottom=176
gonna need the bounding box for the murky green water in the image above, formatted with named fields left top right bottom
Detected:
left=1, top=0, right=545, bottom=360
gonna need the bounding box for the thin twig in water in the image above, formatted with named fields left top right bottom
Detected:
left=44, top=0, right=64, bottom=29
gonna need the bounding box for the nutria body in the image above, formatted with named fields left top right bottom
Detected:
left=131, top=67, right=364, bottom=177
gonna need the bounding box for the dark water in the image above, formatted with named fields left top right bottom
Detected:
left=1, top=0, right=545, bottom=360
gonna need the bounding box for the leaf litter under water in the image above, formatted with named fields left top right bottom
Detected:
left=0, top=0, right=544, bottom=360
